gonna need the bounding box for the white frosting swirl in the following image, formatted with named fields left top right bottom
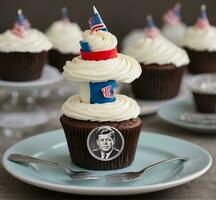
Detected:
left=123, top=35, right=189, bottom=67
left=82, top=30, right=117, bottom=51
left=62, top=94, right=140, bottom=122
left=0, top=29, right=52, bottom=53
left=63, top=53, right=142, bottom=83
left=180, top=25, right=216, bottom=52
left=122, top=28, right=146, bottom=48
left=46, top=20, right=82, bottom=54
left=161, top=23, right=187, bottom=46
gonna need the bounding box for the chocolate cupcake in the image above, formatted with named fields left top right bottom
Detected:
left=0, top=9, right=52, bottom=82
left=181, top=5, right=216, bottom=74
left=123, top=15, right=189, bottom=100
left=188, top=74, right=216, bottom=113
left=161, top=3, right=187, bottom=46
left=46, top=7, right=82, bottom=72
left=60, top=6, right=142, bottom=170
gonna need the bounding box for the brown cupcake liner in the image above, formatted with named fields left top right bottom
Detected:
left=131, top=64, right=186, bottom=100
left=48, top=49, right=77, bottom=72
left=60, top=115, right=143, bottom=170
left=193, top=92, right=216, bottom=113
left=0, top=51, right=47, bottom=82
left=185, top=48, right=216, bottom=74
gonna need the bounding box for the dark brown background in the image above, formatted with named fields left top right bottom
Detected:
left=1, top=0, right=216, bottom=44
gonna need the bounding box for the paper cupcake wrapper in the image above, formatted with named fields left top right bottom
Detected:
left=193, top=92, right=216, bottom=113
left=0, top=51, right=47, bottom=82
left=185, top=48, right=216, bottom=74
left=48, top=50, right=77, bottom=72
left=60, top=115, right=143, bottom=170
left=132, top=64, right=185, bottom=100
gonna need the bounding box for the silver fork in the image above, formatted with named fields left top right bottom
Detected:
left=8, top=153, right=100, bottom=180
left=106, top=156, right=188, bottom=183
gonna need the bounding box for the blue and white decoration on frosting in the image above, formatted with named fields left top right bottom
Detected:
left=89, top=80, right=117, bottom=104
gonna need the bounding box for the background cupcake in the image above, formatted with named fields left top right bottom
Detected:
left=124, top=15, right=189, bottom=100
left=161, top=3, right=187, bottom=46
left=60, top=7, right=142, bottom=170
left=181, top=5, right=216, bottom=74
left=0, top=9, right=52, bottom=82
left=46, top=7, right=82, bottom=72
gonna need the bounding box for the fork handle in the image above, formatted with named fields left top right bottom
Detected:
left=140, top=156, right=188, bottom=173
left=8, top=153, right=61, bottom=167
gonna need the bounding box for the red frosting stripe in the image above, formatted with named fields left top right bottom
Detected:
left=80, top=48, right=118, bottom=61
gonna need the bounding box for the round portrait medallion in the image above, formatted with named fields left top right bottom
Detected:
left=87, top=126, right=125, bottom=161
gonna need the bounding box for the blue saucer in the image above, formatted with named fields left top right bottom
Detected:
left=2, top=129, right=212, bottom=195
left=158, top=99, right=216, bottom=133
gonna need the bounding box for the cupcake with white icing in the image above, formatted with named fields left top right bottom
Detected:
left=181, top=5, right=216, bottom=74
left=60, top=7, right=142, bottom=170
left=161, top=3, right=187, bottom=46
left=0, top=9, right=52, bottom=81
left=124, top=15, right=189, bottom=100
left=46, top=7, right=82, bottom=72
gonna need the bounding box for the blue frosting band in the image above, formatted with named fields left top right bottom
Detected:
left=90, top=80, right=117, bottom=104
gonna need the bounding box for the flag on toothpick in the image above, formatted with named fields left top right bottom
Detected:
left=88, top=6, right=108, bottom=33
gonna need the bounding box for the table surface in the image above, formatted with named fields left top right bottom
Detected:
left=0, top=94, right=216, bottom=200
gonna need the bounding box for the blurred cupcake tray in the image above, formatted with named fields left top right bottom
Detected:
left=0, top=65, right=63, bottom=90
left=0, top=65, right=63, bottom=130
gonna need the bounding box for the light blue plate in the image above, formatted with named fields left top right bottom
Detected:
left=158, top=99, right=216, bottom=133
left=2, top=129, right=212, bottom=195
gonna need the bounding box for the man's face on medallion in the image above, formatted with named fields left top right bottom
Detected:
left=97, top=133, right=114, bottom=153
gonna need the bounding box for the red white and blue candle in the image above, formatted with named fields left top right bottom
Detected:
left=196, top=5, right=209, bottom=29
left=145, top=15, right=159, bottom=39
left=12, top=9, right=26, bottom=37
left=163, top=3, right=181, bottom=26
left=62, top=7, right=70, bottom=23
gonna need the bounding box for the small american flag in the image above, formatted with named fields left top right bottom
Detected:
left=196, top=5, right=209, bottom=29
left=163, top=3, right=181, bottom=26
left=89, top=6, right=108, bottom=33
left=12, top=9, right=26, bottom=37
left=145, top=15, right=159, bottom=39
left=101, top=85, right=115, bottom=98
